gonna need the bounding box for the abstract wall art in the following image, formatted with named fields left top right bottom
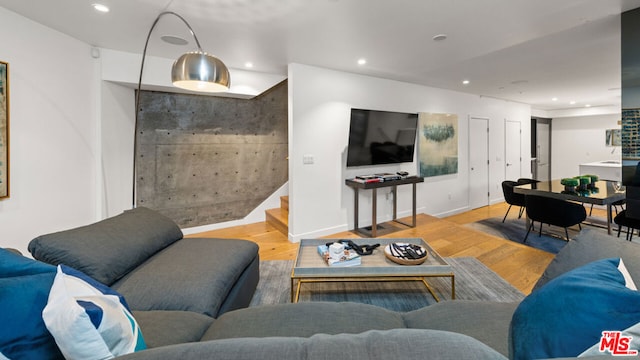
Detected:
left=0, top=61, right=8, bottom=199
left=418, top=112, right=458, bottom=177
left=606, top=128, right=621, bottom=147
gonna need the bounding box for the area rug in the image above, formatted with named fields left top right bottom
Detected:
left=465, top=217, right=569, bottom=254
left=464, top=216, right=620, bottom=254
left=250, top=258, right=524, bottom=312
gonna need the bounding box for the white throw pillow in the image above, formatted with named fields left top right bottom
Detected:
left=618, top=258, right=637, bottom=290
left=43, top=265, right=146, bottom=360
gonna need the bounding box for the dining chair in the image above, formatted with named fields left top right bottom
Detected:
left=614, top=210, right=640, bottom=241
left=524, top=195, right=587, bottom=242
left=589, top=199, right=625, bottom=217
left=501, top=180, right=526, bottom=222
left=516, top=178, right=539, bottom=185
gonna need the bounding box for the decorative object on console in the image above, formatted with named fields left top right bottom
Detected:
left=418, top=112, right=458, bottom=177
left=133, top=11, right=230, bottom=206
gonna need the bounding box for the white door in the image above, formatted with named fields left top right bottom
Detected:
left=505, top=120, right=521, bottom=180
left=469, top=117, right=490, bottom=209
left=536, top=122, right=550, bottom=181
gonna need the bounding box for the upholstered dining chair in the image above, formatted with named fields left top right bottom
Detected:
left=614, top=210, right=640, bottom=241
left=524, top=195, right=587, bottom=242
left=501, top=180, right=526, bottom=222
left=589, top=199, right=625, bottom=217
left=516, top=178, right=539, bottom=185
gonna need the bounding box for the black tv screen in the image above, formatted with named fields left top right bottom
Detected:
left=346, top=108, right=418, bottom=167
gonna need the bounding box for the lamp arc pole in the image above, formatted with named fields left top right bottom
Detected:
left=133, top=11, right=229, bottom=208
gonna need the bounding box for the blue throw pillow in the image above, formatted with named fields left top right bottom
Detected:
left=0, top=249, right=63, bottom=359
left=510, top=258, right=640, bottom=360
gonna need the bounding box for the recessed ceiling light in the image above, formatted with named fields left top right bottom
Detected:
left=462, top=80, right=470, bottom=85
left=552, top=97, right=558, bottom=101
left=92, top=3, right=110, bottom=13
left=432, top=34, right=447, bottom=41
left=357, top=58, right=367, bottom=66
left=585, top=104, right=592, bottom=107
left=244, top=62, right=254, bottom=68
left=570, top=101, right=576, bottom=105
left=160, top=35, right=188, bottom=45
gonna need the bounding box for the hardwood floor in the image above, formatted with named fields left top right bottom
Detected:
left=188, top=202, right=556, bottom=295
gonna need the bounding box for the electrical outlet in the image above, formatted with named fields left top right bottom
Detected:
left=303, top=154, right=314, bottom=164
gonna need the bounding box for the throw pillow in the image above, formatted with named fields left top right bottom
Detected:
left=510, top=258, right=640, bottom=360
left=43, top=265, right=146, bottom=360
left=0, top=248, right=63, bottom=360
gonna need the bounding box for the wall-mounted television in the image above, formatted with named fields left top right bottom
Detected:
left=346, top=108, right=418, bottom=167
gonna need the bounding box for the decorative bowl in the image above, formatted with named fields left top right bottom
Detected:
left=384, top=243, right=428, bottom=265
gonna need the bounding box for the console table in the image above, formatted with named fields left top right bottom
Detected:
left=345, top=176, right=424, bottom=237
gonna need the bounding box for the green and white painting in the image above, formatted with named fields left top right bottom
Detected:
left=418, top=112, right=458, bottom=177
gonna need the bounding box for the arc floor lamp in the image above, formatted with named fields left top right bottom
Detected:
left=133, top=11, right=230, bottom=207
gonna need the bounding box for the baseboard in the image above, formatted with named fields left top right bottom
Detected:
left=433, top=206, right=471, bottom=218
left=289, top=223, right=349, bottom=243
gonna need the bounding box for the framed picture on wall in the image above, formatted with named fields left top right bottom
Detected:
left=418, top=112, right=458, bottom=177
left=606, top=128, right=621, bottom=147
left=0, top=61, right=8, bottom=199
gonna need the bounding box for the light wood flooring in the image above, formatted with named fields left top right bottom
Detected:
left=188, top=202, right=563, bottom=295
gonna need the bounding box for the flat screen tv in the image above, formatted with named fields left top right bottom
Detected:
left=346, top=108, right=418, bottom=167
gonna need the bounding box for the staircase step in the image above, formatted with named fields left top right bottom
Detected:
left=281, top=196, right=289, bottom=212
left=266, top=207, right=288, bottom=236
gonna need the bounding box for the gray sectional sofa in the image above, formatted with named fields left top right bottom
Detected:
left=28, top=207, right=260, bottom=320
left=11, top=207, right=640, bottom=359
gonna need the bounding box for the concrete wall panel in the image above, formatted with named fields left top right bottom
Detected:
left=136, top=81, right=288, bottom=227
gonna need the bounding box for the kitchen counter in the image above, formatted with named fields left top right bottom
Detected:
left=579, top=160, right=621, bottom=181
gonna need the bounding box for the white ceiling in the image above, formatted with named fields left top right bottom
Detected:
left=2, top=0, right=640, bottom=111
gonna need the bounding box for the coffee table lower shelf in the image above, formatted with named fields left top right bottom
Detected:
left=290, top=273, right=455, bottom=303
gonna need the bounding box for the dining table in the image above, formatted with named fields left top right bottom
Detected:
left=513, top=179, right=626, bottom=235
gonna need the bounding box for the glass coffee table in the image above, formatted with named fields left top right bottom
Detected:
left=291, top=238, right=454, bottom=303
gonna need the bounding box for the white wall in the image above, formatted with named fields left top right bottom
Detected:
left=288, top=63, right=531, bottom=242
left=0, top=7, right=98, bottom=254
left=0, top=8, right=533, bottom=251
left=100, top=81, right=135, bottom=217
left=551, top=114, right=620, bottom=179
